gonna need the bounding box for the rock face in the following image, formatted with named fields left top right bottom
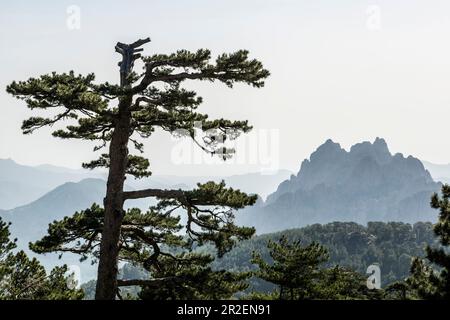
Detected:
left=240, top=138, right=440, bottom=234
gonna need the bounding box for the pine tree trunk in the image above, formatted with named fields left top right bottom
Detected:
left=95, top=98, right=131, bottom=300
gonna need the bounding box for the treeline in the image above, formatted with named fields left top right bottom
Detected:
left=213, top=220, right=436, bottom=290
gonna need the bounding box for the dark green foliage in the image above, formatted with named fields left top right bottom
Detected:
left=314, top=266, right=380, bottom=300
left=141, top=49, right=269, bottom=88
left=252, top=236, right=328, bottom=299
left=383, top=281, right=418, bottom=300
left=30, top=181, right=256, bottom=299
left=0, top=217, right=83, bottom=300
left=138, top=253, right=250, bottom=300
left=78, top=220, right=432, bottom=300
left=250, top=237, right=382, bottom=300
left=7, top=38, right=269, bottom=299
left=6, top=47, right=269, bottom=173
left=82, top=154, right=151, bottom=179
left=31, top=181, right=256, bottom=262
left=407, top=185, right=450, bottom=299
left=250, top=236, right=375, bottom=300
left=214, top=221, right=434, bottom=291
left=0, top=219, right=16, bottom=259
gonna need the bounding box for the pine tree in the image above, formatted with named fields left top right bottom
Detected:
left=251, top=236, right=379, bottom=300
left=408, top=185, right=450, bottom=299
left=30, top=183, right=256, bottom=300
left=7, top=38, right=269, bottom=299
left=315, top=266, right=383, bottom=300
left=0, top=218, right=83, bottom=300
left=251, top=236, right=329, bottom=300
left=383, top=281, right=416, bottom=300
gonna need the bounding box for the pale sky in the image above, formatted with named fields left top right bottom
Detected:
left=2, top=0, right=450, bottom=176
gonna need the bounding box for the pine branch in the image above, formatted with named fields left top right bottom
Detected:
left=132, top=49, right=269, bottom=93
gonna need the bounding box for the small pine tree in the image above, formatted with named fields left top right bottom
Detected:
left=0, top=218, right=83, bottom=300
left=408, top=184, right=450, bottom=299
left=383, top=281, right=417, bottom=300
left=313, top=266, right=377, bottom=300
left=251, top=236, right=329, bottom=300
left=251, top=236, right=380, bottom=300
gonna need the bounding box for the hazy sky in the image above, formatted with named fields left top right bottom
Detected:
left=2, top=0, right=450, bottom=176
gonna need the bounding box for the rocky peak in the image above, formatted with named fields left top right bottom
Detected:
left=349, top=137, right=391, bottom=164
left=309, top=139, right=344, bottom=162
left=266, top=138, right=437, bottom=205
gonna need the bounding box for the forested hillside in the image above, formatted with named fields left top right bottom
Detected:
left=89, top=221, right=437, bottom=299
left=214, top=221, right=436, bottom=290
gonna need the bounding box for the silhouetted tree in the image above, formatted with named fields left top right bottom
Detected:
left=29, top=184, right=257, bottom=299
left=7, top=38, right=269, bottom=299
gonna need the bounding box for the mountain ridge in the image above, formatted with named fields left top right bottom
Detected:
left=239, top=138, right=440, bottom=233
left=0, top=158, right=292, bottom=210
left=0, top=158, right=103, bottom=210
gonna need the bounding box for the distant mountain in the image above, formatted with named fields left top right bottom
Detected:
left=239, top=138, right=441, bottom=234
left=0, top=158, right=291, bottom=210
left=0, top=178, right=106, bottom=281
left=0, top=157, right=290, bottom=244
left=220, top=170, right=293, bottom=201
left=0, top=158, right=103, bottom=210
left=3, top=178, right=106, bottom=240
left=132, top=170, right=292, bottom=201
left=0, top=178, right=154, bottom=246
left=422, top=160, right=450, bottom=184
left=0, top=167, right=291, bottom=280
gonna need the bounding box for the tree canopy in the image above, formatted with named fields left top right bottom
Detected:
left=7, top=38, right=270, bottom=299
left=0, top=217, right=83, bottom=300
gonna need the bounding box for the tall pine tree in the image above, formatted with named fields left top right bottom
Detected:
left=7, top=38, right=269, bottom=299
